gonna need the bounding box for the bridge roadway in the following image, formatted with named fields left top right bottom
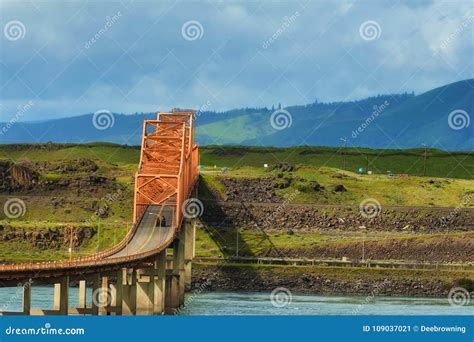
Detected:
left=107, top=205, right=174, bottom=258
left=0, top=205, right=177, bottom=285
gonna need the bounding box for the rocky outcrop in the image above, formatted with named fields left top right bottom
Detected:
left=18, top=159, right=99, bottom=174
left=0, top=161, right=39, bottom=191
left=201, top=202, right=474, bottom=232
left=221, top=178, right=283, bottom=203
left=0, top=224, right=96, bottom=250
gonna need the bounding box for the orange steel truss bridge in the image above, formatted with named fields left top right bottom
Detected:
left=0, top=111, right=199, bottom=315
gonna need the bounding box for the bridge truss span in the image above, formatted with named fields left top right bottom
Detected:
left=134, top=111, right=199, bottom=229
left=0, top=112, right=199, bottom=315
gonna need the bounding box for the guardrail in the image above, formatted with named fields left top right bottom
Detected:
left=0, top=228, right=176, bottom=274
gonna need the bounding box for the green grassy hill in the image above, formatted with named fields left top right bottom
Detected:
left=0, top=143, right=472, bottom=263
left=197, top=79, right=473, bottom=150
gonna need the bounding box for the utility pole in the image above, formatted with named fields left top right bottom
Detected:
left=365, top=154, right=369, bottom=174
left=236, top=228, right=239, bottom=258
left=340, top=137, right=348, bottom=170
left=360, top=225, right=366, bottom=263
left=68, top=224, right=73, bottom=261
left=422, top=143, right=427, bottom=177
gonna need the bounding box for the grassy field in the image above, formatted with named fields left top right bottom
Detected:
left=0, top=143, right=472, bottom=262
left=200, top=146, right=473, bottom=179
left=0, top=143, right=472, bottom=179
left=200, top=165, right=474, bottom=207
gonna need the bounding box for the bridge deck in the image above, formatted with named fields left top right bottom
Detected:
left=108, top=205, right=174, bottom=258
left=0, top=205, right=177, bottom=283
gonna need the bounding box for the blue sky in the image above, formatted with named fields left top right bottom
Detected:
left=0, top=0, right=472, bottom=121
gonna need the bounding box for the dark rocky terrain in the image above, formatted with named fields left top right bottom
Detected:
left=192, top=264, right=473, bottom=297
left=202, top=202, right=474, bottom=232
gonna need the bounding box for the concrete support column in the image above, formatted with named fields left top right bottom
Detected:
left=98, top=276, right=108, bottom=315
left=78, top=280, right=86, bottom=309
left=53, top=276, right=69, bottom=315
left=109, top=283, right=117, bottom=315
left=114, top=269, right=123, bottom=315
left=153, top=251, right=166, bottom=315
left=121, top=269, right=136, bottom=316
left=177, top=229, right=186, bottom=306
left=136, top=270, right=154, bottom=315
left=22, top=281, right=31, bottom=315
left=165, top=272, right=180, bottom=313
left=184, top=219, right=196, bottom=291
left=165, top=236, right=185, bottom=313
left=91, top=274, right=100, bottom=316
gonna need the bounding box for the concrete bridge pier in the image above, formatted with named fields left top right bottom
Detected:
left=129, top=251, right=167, bottom=315
left=53, top=276, right=69, bottom=315
left=78, top=280, right=87, bottom=310
left=164, top=219, right=195, bottom=314
left=120, top=268, right=137, bottom=315
left=184, top=219, right=196, bottom=291
left=98, top=276, right=109, bottom=316
left=22, top=280, right=32, bottom=315
left=165, top=239, right=184, bottom=314
left=136, top=269, right=154, bottom=315
left=153, top=251, right=166, bottom=314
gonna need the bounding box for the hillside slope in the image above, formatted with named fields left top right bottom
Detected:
left=0, top=80, right=472, bottom=150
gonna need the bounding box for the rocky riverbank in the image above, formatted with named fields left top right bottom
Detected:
left=191, top=263, right=474, bottom=297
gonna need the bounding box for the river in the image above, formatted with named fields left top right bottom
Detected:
left=0, top=287, right=471, bottom=315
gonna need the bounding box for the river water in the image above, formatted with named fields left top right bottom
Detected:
left=0, top=287, right=471, bottom=315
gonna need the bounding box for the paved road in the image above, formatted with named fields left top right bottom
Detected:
left=108, top=205, right=175, bottom=258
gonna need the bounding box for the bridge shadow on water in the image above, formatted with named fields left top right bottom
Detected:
left=198, top=178, right=285, bottom=289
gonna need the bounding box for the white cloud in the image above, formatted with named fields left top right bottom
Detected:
left=0, top=0, right=472, bottom=121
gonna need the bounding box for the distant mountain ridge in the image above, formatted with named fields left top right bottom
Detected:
left=0, top=79, right=472, bottom=150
